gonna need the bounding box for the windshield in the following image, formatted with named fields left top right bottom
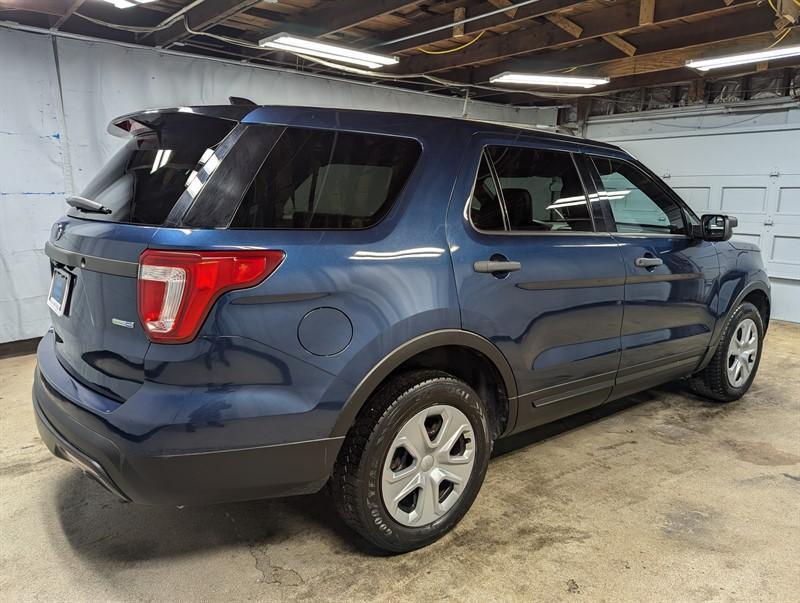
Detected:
left=69, top=114, right=236, bottom=225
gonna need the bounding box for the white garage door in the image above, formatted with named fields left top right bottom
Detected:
left=671, top=175, right=800, bottom=282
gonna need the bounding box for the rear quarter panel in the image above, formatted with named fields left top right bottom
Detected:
left=141, top=119, right=472, bottom=445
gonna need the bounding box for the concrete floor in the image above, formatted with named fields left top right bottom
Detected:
left=1, top=323, right=799, bottom=602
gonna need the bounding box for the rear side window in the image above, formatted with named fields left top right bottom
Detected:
left=490, top=146, right=592, bottom=232
left=71, top=114, right=236, bottom=225
left=231, top=128, right=421, bottom=229
left=469, top=153, right=505, bottom=231
left=468, top=145, right=593, bottom=233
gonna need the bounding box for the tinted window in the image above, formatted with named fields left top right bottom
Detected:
left=72, top=114, right=235, bottom=225
left=469, top=153, right=505, bottom=231
left=488, top=146, right=593, bottom=232
left=232, top=128, right=421, bottom=229
left=592, top=157, right=686, bottom=235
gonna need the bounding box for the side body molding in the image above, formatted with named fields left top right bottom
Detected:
left=331, top=329, right=519, bottom=438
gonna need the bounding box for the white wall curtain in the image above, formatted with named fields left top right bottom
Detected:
left=0, top=25, right=556, bottom=343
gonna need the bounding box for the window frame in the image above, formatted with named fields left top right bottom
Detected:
left=466, top=143, right=598, bottom=237
left=587, top=153, right=695, bottom=238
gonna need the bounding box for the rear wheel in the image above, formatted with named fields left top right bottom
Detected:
left=689, top=302, right=764, bottom=402
left=331, top=370, right=491, bottom=553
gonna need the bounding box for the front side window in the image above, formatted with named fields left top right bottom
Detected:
left=231, top=127, right=421, bottom=229
left=592, top=157, right=686, bottom=235
left=487, top=146, right=593, bottom=232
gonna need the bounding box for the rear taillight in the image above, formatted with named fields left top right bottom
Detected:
left=138, top=249, right=284, bottom=343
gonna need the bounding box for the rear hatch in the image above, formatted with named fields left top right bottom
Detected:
left=45, top=108, right=246, bottom=402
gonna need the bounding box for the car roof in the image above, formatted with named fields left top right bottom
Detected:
left=109, top=104, right=623, bottom=154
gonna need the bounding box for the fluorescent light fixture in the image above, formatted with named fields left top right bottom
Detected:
left=489, top=72, right=610, bottom=88
left=102, top=0, right=156, bottom=8
left=259, top=33, right=399, bottom=69
left=686, top=43, right=800, bottom=72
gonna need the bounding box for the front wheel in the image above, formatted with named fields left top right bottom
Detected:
left=331, top=370, right=492, bottom=553
left=689, top=302, right=764, bottom=402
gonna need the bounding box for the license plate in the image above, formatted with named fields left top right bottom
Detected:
left=47, top=268, right=72, bottom=317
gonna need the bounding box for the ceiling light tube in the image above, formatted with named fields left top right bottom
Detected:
left=259, top=33, right=398, bottom=69
left=102, top=0, right=135, bottom=7
left=686, top=43, right=800, bottom=72
left=489, top=72, right=610, bottom=88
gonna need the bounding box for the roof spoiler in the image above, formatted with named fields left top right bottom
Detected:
left=107, top=105, right=256, bottom=137
left=229, top=96, right=257, bottom=106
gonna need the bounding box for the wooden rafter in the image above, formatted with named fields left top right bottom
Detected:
left=602, top=34, right=637, bottom=57
left=152, top=0, right=263, bottom=47
left=466, top=7, right=781, bottom=83
left=0, top=0, right=70, bottom=17
left=639, top=0, right=656, bottom=26
left=398, top=0, right=759, bottom=74
left=53, top=0, right=84, bottom=29
left=545, top=13, right=583, bottom=38
left=377, top=0, right=586, bottom=54
left=154, top=0, right=423, bottom=49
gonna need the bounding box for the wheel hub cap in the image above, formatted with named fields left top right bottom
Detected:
left=381, top=404, right=476, bottom=527
left=726, top=317, right=758, bottom=388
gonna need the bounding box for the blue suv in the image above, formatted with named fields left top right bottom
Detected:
left=34, top=105, right=770, bottom=552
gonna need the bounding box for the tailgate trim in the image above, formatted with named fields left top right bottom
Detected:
left=45, top=241, right=139, bottom=278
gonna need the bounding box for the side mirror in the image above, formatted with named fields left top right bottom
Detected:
left=694, top=214, right=738, bottom=241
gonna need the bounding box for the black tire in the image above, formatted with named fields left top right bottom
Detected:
left=330, top=370, right=492, bottom=553
left=689, top=302, right=764, bottom=403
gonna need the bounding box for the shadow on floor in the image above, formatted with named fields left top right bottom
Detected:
left=52, top=382, right=701, bottom=564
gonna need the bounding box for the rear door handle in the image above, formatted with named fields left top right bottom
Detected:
left=474, top=260, right=522, bottom=273
left=635, top=257, right=663, bottom=268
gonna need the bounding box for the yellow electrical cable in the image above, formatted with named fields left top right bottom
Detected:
left=417, top=30, right=485, bottom=54
left=768, top=26, right=793, bottom=48
left=767, top=0, right=778, bottom=11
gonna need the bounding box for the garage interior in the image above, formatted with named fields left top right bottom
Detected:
left=1, top=0, right=799, bottom=600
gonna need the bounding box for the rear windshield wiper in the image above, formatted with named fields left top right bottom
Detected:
left=66, top=196, right=112, bottom=215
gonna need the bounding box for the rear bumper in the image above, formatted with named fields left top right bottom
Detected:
left=33, top=337, right=343, bottom=506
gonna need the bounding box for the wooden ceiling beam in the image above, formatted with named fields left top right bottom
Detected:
left=593, top=29, right=800, bottom=78
left=544, top=13, right=583, bottom=38
left=398, top=0, right=759, bottom=74
left=0, top=0, right=70, bottom=17
left=376, top=0, right=586, bottom=54
left=293, top=0, right=424, bottom=36
left=461, top=3, right=778, bottom=83
left=152, top=0, right=263, bottom=47
left=153, top=0, right=422, bottom=49
left=52, top=0, right=84, bottom=29
left=639, top=0, right=656, bottom=26
left=602, top=34, right=637, bottom=57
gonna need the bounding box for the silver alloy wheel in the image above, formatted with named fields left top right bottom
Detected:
left=381, top=404, right=476, bottom=527
left=727, top=317, right=758, bottom=388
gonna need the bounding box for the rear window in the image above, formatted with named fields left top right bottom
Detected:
left=70, top=114, right=235, bottom=225
left=231, top=127, right=421, bottom=229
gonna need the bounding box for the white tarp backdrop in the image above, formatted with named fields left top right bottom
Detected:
left=0, top=25, right=556, bottom=343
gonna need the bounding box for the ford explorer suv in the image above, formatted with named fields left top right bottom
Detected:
left=34, top=105, right=770, bottom=552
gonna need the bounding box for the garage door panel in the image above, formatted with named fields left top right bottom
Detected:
left=776, top=187, right=800, bottom=217
left=721, top=187, right=768, bottom=215
left=766, top=228, right=800, bottom=280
